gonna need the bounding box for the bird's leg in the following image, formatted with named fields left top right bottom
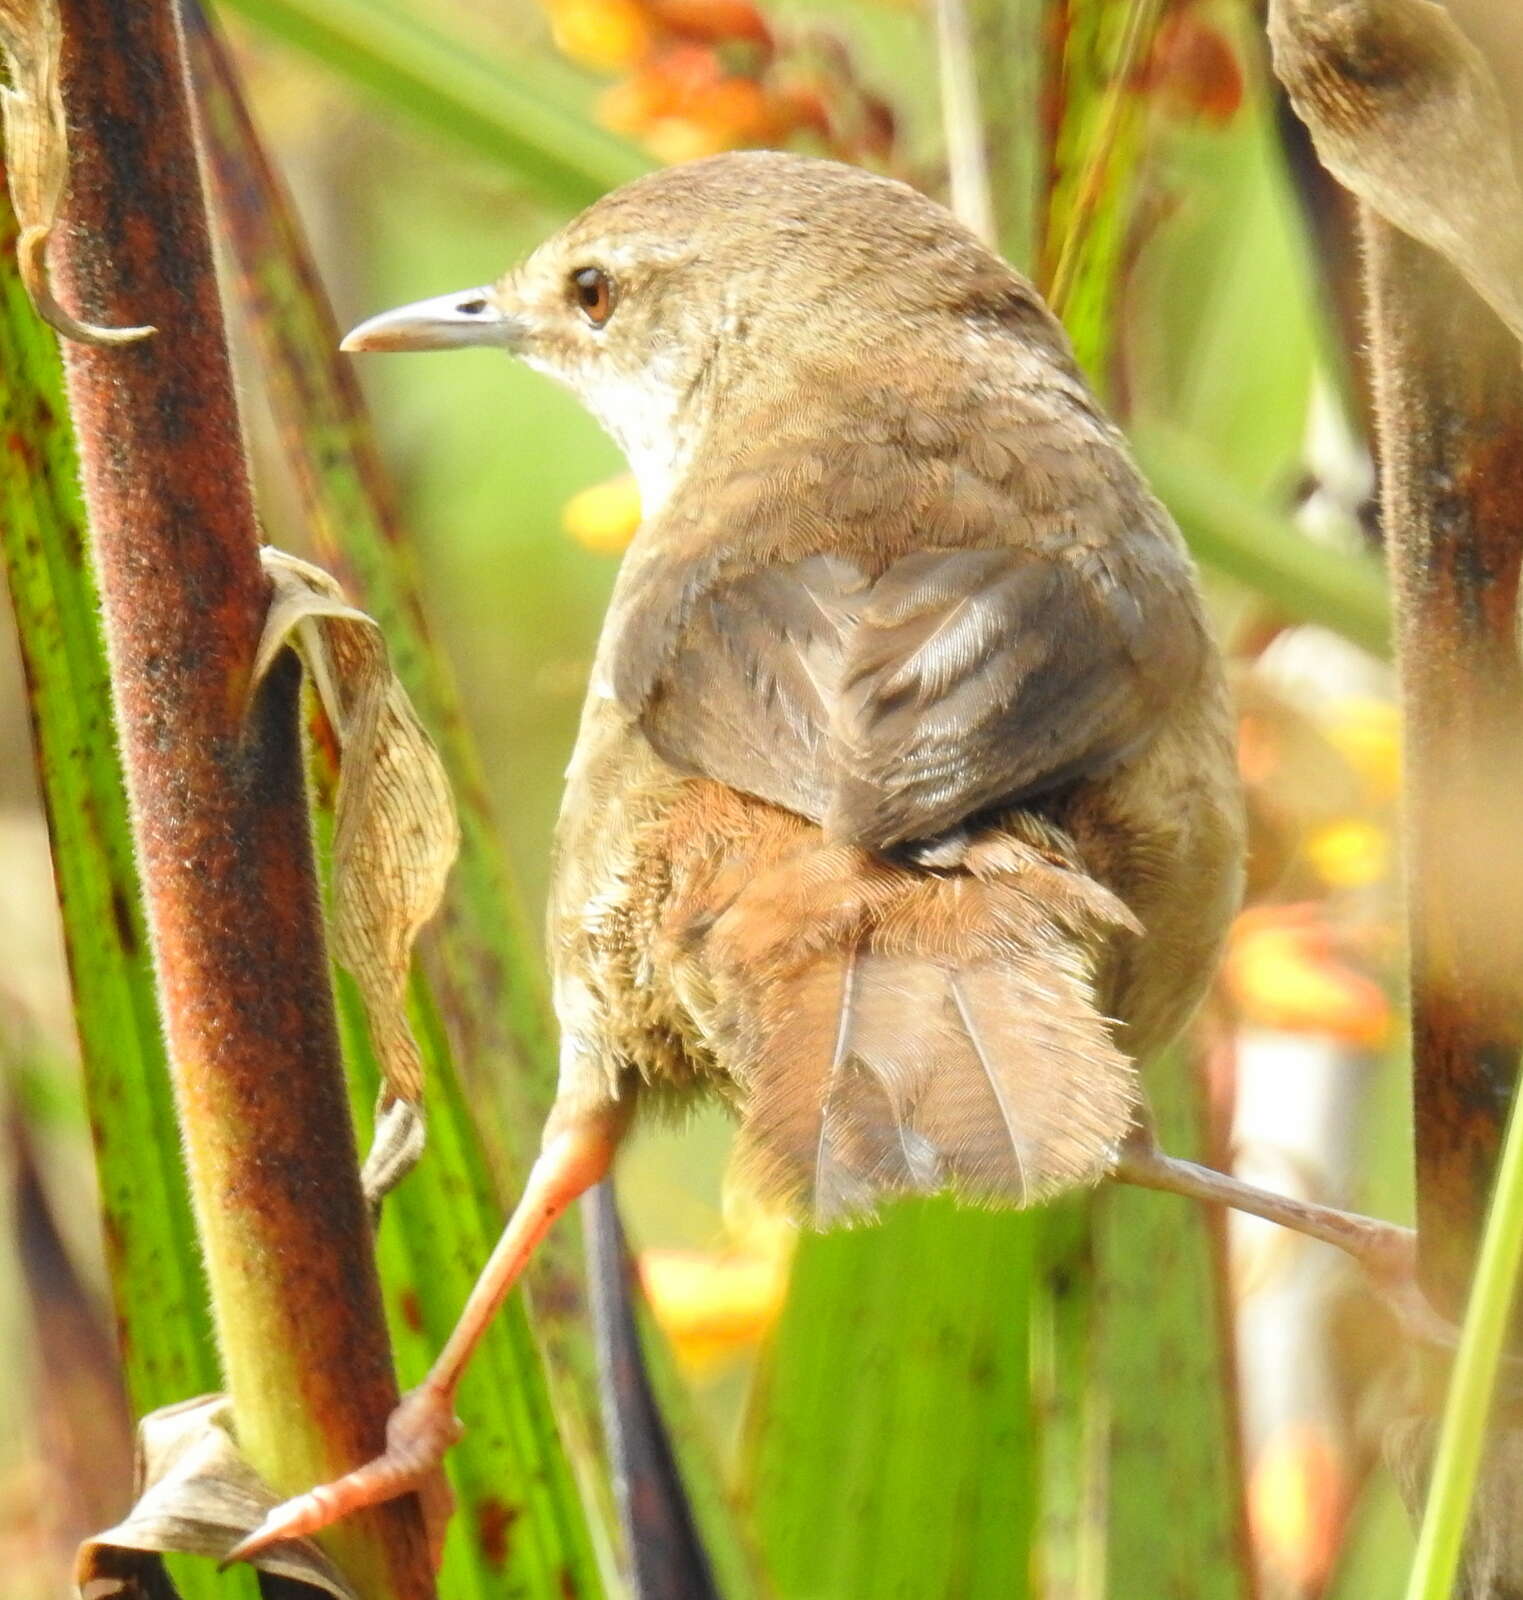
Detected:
left=1109, top=1132, right=1453, bottom=1343
left=224, top=1108, right=626, bottom=1567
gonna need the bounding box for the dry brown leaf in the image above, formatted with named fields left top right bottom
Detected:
left=1269, top=0, right=1523, bottom=344
left=75, top=1396, right=358, bottom=1599
left=0, top=0, right=154, bottom=343
left=254, top=548, right=459, bottom=1201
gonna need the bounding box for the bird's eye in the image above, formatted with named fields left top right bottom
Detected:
left=571, top=266, right=614, bottom=328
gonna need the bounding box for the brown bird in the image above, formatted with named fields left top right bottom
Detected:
left=233, top=150, right=1249, bottom=1559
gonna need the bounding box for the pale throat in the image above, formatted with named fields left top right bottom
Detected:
left=532, top=343, right=703, bottom=523
left=586, top=368, right=695, bottom=520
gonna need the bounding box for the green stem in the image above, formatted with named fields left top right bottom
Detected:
left=1405, top=1065, right=1523, bottom=1600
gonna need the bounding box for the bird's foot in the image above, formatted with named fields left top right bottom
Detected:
left=222, top=1384, right=463, bottom=1566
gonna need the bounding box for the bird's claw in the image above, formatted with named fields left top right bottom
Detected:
left=221, top=1385, right=463, bottom=1567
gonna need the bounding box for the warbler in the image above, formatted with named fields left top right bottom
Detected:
left=232, top=149, right=1244, bottom=1560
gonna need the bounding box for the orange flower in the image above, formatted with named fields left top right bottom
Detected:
left=1250, top=1424, right=1347, bottom=1589
left=600, top=47, right=798, bottom=157
left=599, top=69, right=684, bottom=134
left=644, top=0, right=773, bottom=50
left=601, top=45, right=718, bottom=131
left=1225, top=905, right=1391, bottom=1047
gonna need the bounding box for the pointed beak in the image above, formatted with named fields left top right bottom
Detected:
left=340, top=288, right=523, bottom=353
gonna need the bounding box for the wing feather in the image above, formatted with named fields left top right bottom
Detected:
left=632, top=541, right=1198, bottom=850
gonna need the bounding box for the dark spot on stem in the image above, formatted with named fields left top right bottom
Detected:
left=110, top=883, right=139, bottom=955
left=474, top=1496, right=519, bottom=1568
left=397, top=1288, right=424, bottom=1334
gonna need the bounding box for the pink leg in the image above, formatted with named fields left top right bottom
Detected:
left=224, top=1113, right=622, bottom=1567
left=1109, top=1136, right=1462, bottom=1344
left=1113, top=1137, right=1413, bottom=1275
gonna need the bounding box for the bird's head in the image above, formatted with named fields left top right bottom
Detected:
left=343, top=151, right=1054, bottom=515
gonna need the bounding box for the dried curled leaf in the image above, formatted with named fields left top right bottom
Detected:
left=0, top=0, right=154, bottom=343
left=1269, top=0, right=1523, bottom=343
left=254, top=548, right=459, bottom=1200
left=75, top=1396, right=359, bottom=1599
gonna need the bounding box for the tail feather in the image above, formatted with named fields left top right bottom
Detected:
left=719, top=857, right=1139, bottom=1216
left=708, top=815, right=1140, bottom=1224
left=927, top=959, right=1133, bottom=1204
left=733, top=950, right=924, bottom=1224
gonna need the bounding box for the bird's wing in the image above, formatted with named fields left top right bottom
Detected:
left=612, top=541, right=1201, bottom=851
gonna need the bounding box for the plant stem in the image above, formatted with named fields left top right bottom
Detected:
left=1404, top=1059, right=1523, bottom=1600
left=1362, top=216, right=1523, bottom=1323
left=48, top=2, right=431, bottom=1592
left=933, top=0, right=995, bottom=246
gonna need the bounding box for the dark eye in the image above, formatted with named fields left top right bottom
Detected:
left=571, top=266, right=614, bottom=327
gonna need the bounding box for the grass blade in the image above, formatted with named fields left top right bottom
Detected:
left=745, top=1202, right=1041, bottom=1598
left=213, top=0, right=650, bottom=207
left=1404, top=1066, right=1523, bottom=1600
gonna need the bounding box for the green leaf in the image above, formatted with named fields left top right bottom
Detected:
left=744, top=1202, right=1041, bottom=1599
left=1135, top=421, right=1391, bottom=658
left=212, top=0, right=651, bottom=207
left=332, top=968, right=606, bottom=1598
left=1093, top=1057, right=1252, bottom=1597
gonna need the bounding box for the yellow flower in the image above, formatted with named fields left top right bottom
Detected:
left=643, top=114, right=736, bottom=163
left=546, top=0, right=653, bottom=73
left=1320, top=697, right=1401, bottom=805
left=1304, top=816, right=1390, bottom=890
left=1226, top=906, right=1391, bottom=1047
left=563, top=473, right=642, bottom=553
left=639, top=1247, right=788, bottom=1372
